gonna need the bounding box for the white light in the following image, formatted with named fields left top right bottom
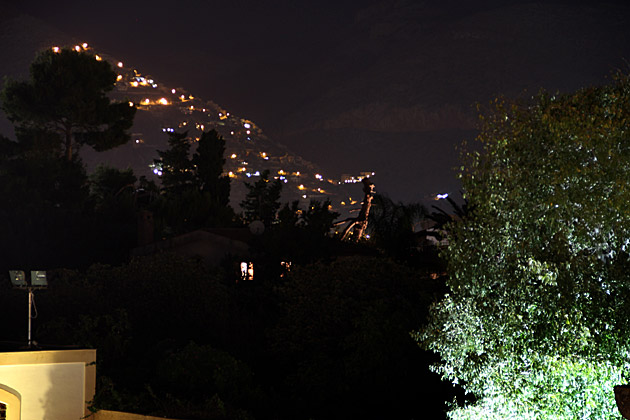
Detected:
left=117, top=62, right=123, bottom=68
left=171, top=88, right=176, bottom=94
left=436, top=193, right=449, bottom=200
left=243, top=123, right=251, bottom=129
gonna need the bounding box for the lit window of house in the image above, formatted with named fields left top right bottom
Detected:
left=240, top=262, right=254, bottom=281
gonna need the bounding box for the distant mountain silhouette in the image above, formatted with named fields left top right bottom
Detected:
left=0, top=6, right=371, bottom=213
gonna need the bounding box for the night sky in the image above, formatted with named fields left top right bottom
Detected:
left=5, top=0, right=630, bottom=204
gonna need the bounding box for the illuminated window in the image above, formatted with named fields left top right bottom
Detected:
left=0, top=403, right=5, bottom=420
left=280, top=261, right=292, bottom=278
left=240, top=262, right=254, bottom=281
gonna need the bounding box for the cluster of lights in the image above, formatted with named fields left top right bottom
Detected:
left=84, top=44, right=370, bottom=199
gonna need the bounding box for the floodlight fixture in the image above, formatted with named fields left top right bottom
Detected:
left=9, top=270, right=27, bottom=288
left=7, top=270, right=48, bottom=348
left=30, top=271, right=48, bottom=288
left=8, top=270, right=47, bottom=289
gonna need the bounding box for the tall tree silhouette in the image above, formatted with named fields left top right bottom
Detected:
left=192, top=129, right=230, bottom=207
left=1, top=47, right=136, bottom=161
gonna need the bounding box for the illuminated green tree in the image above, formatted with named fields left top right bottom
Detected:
left=417, top=74, right=630, bottom=419
left=1, top=48, right=136, bottom=161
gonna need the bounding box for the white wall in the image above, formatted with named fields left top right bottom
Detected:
left=0, top=350, right=96, bottom=420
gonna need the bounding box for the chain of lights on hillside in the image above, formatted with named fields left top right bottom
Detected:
left=52, top=43, right=376, bottom=207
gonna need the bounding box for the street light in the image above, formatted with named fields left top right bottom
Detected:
left=8, top=270, right=48, bottom=348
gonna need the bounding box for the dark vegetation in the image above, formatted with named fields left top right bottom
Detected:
left=0, top=48, right=453, bottom=419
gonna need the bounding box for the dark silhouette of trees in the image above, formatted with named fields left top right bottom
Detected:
left=368, top=193, right=426, bottom=263
left=193, top=129, right=230, bottom=207
left=240, top=170, right=283, bottom=226
left=152, top=130, right=235, bottom=234
left=1, top=48, right=136, bottom=161
left=270, top=256, right=450, bottom=420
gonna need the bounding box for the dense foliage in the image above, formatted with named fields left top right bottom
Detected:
left=152, top=129, right=236, bottom=234
left=418, top=74, right=630, bottom=419
left=240, top=170, right=283, bottom=226
left=271, top=256, right=449, bottom=419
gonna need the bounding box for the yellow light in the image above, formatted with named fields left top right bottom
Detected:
left=231, top=153, right=237, bottom=159
left=157, top=98, right=169, bottom=105
left=180, top=95, right=185, bottom=100
left=142, top=98, right=150, bottom=105
left=116, top=75, right=123, bottom=81
left=82, top=42, right=88, bottom=49
left=130, top=81, right=139, bottom=87
left=190, top=105, right=194, bottom=110
left=117, top=62, right=123, bottom=68
left=298, top=184, right=305, bottom=190
left=95, top=55, right=102, bottom=61
left=128, top=101, right=134, bottom=107
left=74, top=45, right=81, bottom=52
left=278, top=169, right=286, bottom=175
left=228, top=171, right=235, bottom=178
left=52, top=46, right=60, bottom=53
left=188, top=95, right=194, bottom=99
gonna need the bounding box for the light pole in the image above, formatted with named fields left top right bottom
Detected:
left=8, top=270, right=48, bottom=348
